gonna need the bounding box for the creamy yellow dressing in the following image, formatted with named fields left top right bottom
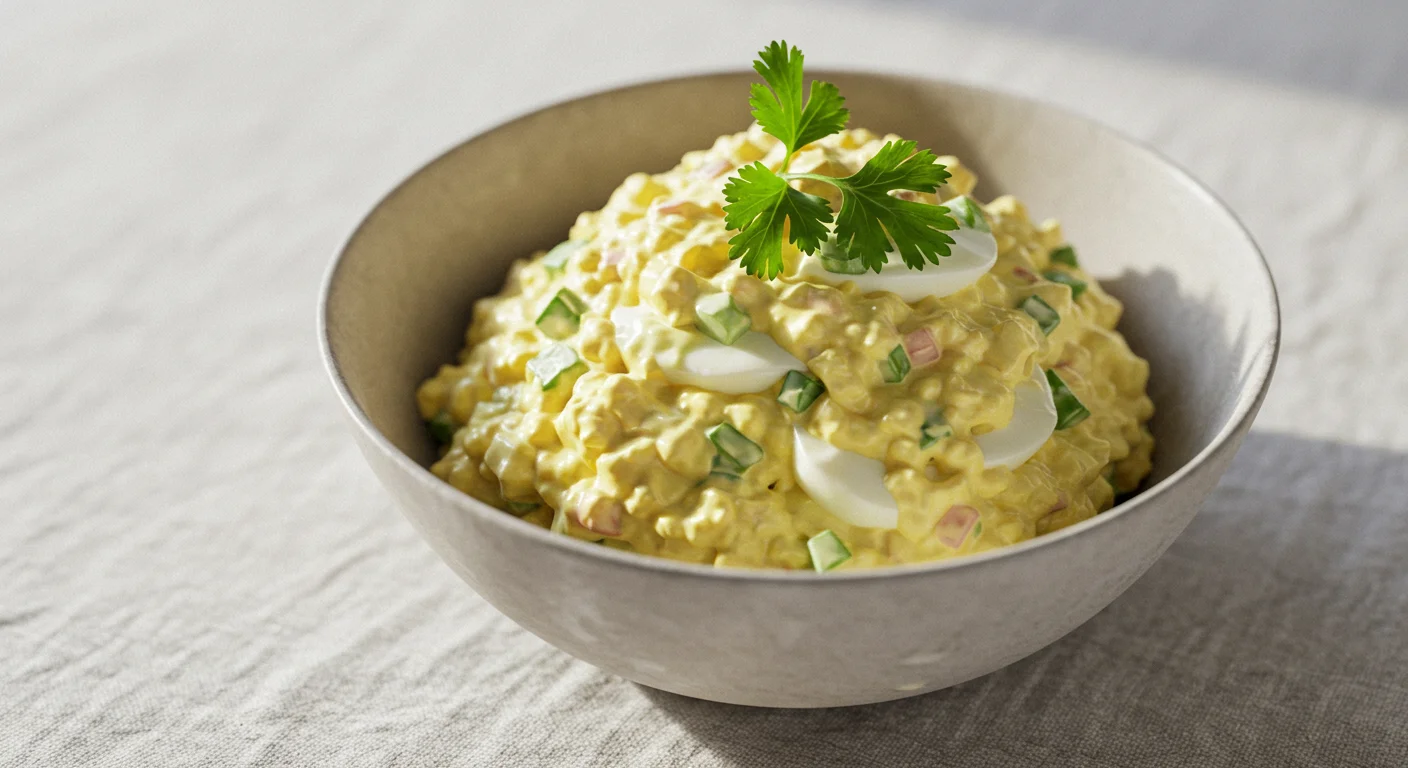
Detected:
left=416, top=125, right=1154, bottom=570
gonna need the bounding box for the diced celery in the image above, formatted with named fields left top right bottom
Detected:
left=535, top=288, right=589, bottom=340
left=427, top=410, right=456, bottom=445
left=1045, top=369, right=1091, bottom=430
left=880, top=345, right=911, bottom=383
left=550, top=506, right=570, bottom=534
left=945, top=195, right=991, bottom=233
left=542, top=240, right=583, bottom=272
left=507, top=501, right=540, bottom=514
left=1043, top=270, right=1087, bottom=300
left=819, top=238, right=866, bottom=274
left=527, top=344, right=582, bottom=390
left=807, top=530, right=851, bottom=572
left=1020, top=295, right=1061, bottom=335
left=777, top=370, right=825, bottom=413
left=695, top=293, right=752, bottom=345
left=919, top=413, right=953, bottom=449
left=1049, top=245, right=1079, bottom=267
left=706, top=422, right=764, bottom=470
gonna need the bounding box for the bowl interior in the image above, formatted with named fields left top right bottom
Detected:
left=324, top=71, right=1276, bottom=513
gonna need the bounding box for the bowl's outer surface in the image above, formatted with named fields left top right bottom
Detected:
left=322, top=72, right=1278, bottom=708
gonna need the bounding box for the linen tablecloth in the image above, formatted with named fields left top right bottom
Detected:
left=3, top=1, right=1406, bottom=765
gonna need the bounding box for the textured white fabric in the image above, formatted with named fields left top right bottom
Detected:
left=2, top=1, right=1406, bottom=765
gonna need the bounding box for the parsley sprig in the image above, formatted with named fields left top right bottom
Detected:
left=721, top=41, right=958, bottom=278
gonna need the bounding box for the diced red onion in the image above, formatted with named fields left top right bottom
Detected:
left=654, top=200, right=705, bottom=217
left=935, top=504, right=980, bottom=548
left=1049, top=493, right=1068, bottom=513
left=602, top=249, right=627, bottom=267
left=693, top=158, right=733, bottom=180
left=1012, top=266, right=1039, bottom=284
left=903, top=328, right=941, bottom=367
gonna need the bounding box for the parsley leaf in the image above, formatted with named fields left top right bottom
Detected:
left=828, top=141, right=956, bottom=272
left=749, top=41, right=849, bottom=161
left=722, top=162, right=833, bottom=279
left=722, top=41, right=958, bottom=278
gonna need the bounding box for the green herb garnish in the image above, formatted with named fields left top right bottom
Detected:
left=880, top=344, right=911, bottom=383
left=535, top=288, right=589, bottom=340
left=527, top=344, right=582, bottom=390
left=777, top=370, right=825, bottom=413
left=694, top=293, right=752, bottom=345
left=542, top=240, right=584, bottom=272
left=1043, top=270, right=1087, bottom=300
left=427, top=410, right=456, bottom=445
left=1046, top=369, right=1090, bottom=430
left=1020, top=295, right=1061, bottom=335
left=945, top=196, right=991, bottom=233
left=807, top=530, right=851, bottom=572
left=818, top=237, right=867, bottom=274
left=707, top=422, right=765, bottom=471
left=722, top=42, right=958, bottom=278
left=1049, top=245, right=1079, bottom=268
left=919, top=413, right=953, bottom=449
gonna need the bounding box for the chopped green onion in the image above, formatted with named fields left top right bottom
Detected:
left=694, top=293, right=752, bottom=345
left=880, top=345, right=911, bottom=383
left=527, top=344, right=582, bottom=390
left=819, top=238, right=866, bottom=274
left=945, top=195, right=990, bottom=233
left=919, top=413, right=953, bottom=449
left=1045, top=369, right=1090, bottom=430
left=821, top=255, right=867, bottom=274
left=807, top=530, right=851, bottom=572
left=1020, top=295, right=1061, bottom=335
left=535, top=288, right=589, bottom=340
left=1049, top=245, right=1079, bottom=267
left=507, top=501, right=540, bottom=514
left=706, top=422, right=764, bottom=471
left=709, top=453, right=744, bottom=480
left=1043, top=270, right=1087, bottom=300
left=777, top=370, right=825, bottom=413
left=542, top=240, right=583, bottom=272
left=427, top=410, right=456, bottom=444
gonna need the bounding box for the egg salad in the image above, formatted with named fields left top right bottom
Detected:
left=416, top=125, right=1154, bottom=571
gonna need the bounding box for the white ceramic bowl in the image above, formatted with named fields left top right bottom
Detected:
left=319, top=72, right=1278, bottom=708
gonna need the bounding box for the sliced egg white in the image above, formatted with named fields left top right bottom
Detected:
left=792, top=427, right=899, bottom=530
left=795, top=203, right=998, bottom=301
left=974, top=366, right=1058, bottom=469
left=610, top=306, right=803, bottom=395
left=790, top=367, right=1056, bottom=529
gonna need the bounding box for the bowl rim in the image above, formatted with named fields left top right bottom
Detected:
left=318, top=68, right=1280, bottom=584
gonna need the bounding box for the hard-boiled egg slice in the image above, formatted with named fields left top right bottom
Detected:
left=974, top=366, right=1058, bottom=469
left=795, top=196, right=998, bottom=301
left=792, top=427, right=899, bottom=530
left=610, top=306, right=803, bottom=395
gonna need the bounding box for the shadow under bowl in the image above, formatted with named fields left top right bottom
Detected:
left=319, top=71, right=1279, bottom=708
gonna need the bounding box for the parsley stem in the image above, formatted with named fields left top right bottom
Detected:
left=779, top=171, right=841, bottom=186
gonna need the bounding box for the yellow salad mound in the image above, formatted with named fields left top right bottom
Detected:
left=416, top=125, right=1154, bottom=570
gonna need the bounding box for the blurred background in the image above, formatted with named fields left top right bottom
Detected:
left=907, top=0, right=1408, bottom=104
